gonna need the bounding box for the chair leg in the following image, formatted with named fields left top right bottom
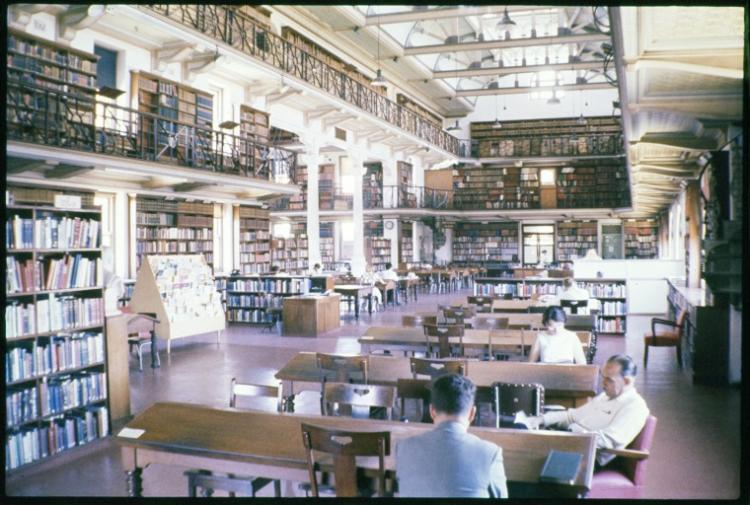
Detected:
left=676, top=344, right=683, bottom=369
left=137, top=345, right=143, bottom=372
left=274, top=480, right=282, bottom=497
left=643, top=343, right=649, bottom=369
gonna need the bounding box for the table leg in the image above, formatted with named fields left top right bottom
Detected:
left=150, top=331, right=159, bottom=369
left=414, top=285, right=418, bottom=301
left=126, top=467, right=144, bottom=497
left=368, top=294, right=373, bottom=315
left=355, top=295, right=360, bottom=319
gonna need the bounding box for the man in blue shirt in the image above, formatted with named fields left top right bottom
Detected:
left=395, top=374, right=508, bottom=498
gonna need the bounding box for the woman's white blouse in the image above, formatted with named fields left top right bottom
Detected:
left=533, top=329, right=587, bottom=364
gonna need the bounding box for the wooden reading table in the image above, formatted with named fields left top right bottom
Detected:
left=117, top=402, right=597, bottom=497
left=334, top=284, right=373, bottom=319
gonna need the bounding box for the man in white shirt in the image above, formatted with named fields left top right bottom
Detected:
left=380, top=262, right=400, bottom=305
left=524, top=354, right=649, bottom=466
left=559, top=278, right=590, bottom=301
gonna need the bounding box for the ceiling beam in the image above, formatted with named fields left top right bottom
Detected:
left=141, top=177, right=183, bottom=189
left=266, top=88, right=302, bottom=105
left=636, top=134, right=717, bottom=152
left=431, top=60, right=604, bottom=79
left=172, top=182, right=215, bottom=192
left=43, top=164, right=95, bottom=179
left=304, top=106, right=340, bottom=121
left=627, top=59, right=743, bottom=80
left=8, top=159, right=58, bottom=174
left=363, top=6, right=555, bottom=25
left=453, top=81, right=612, bottom=97
left=404, top=32, right=611, bottom=56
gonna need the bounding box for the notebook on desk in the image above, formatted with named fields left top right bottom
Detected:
left=539, top=450, right=582, bottom=485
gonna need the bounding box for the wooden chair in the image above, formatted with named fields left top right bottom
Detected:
left=473, top=384, right=497, bottom=428
left=566, top=315, right=597, bottom=364
left=472, top=317, right=509, bottom=330
left=396, top=378, right=431, bottom=423
left=301, top=423, right=390, bottom=497
left=442, top=307, right=475, bottom=325
left=422, top=324, right=465, bottom=358
left=126, top=312, right=160, bottom=371
left=401, top=314, right=437, bottom=327
left=561, top=299, right=588, bottom=315
left=493, top=382, right=545, bottom=428
left=644, top=309, right=687, bottom=368
left=321, top=382, right=396, bottom=420
left=588, top=415, right=658, bottom=499
left=316, top=353, right=369, bottom=383
left=184, top=378, right=283, bottom=497
left=467, top=296, right=495, bottom=313
left=410, top=357, right=467, bottom=378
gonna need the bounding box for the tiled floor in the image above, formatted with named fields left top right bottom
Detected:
left=5, top=289, right=741, bottom=498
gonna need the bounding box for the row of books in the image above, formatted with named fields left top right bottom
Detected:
left=5, top=296, right=104, bottom=339
left=600, top=302, right=627, bottom=315
left=227, top=278, right=312, bottom=294
left=136, top=227, right=213, bottom=240
left=239, top=242, right=270, bottom=253
left=227, top=309, right=275, bottom=324
left=5, top=332, right=105, bottom=384
left=239, top=253, right=270, bottom=264
left=136, top=212, right=176, bottom=226
left=239, top=231, right=271, bottom=242
left=6, top=55, right=97, bottom=89
left=240, top=263, right=271, bottom=274
left=136, top=241, right=213, bottom=254
left=39, top=371, right=107, bottom=416
left=41, top=255, right=101, bottom=292
left=226, top=294, right=283, bottom=309
left=519, top=284, right=559, bottom=296
left=176, top=215, right=213, bottom=227
left=473, top=283, right=519, bottom=297
left=6, top=216, right=101, bottom=250
left=8, top=36, right=97, bottom=74
left=5, top=406, right=109, bottom=471
left=597, top=318, right=626, bottom=333
left=581, top=283, right=627, bottom=298
left=6, top=387, right=37, bottom=427
left=239, top=219, right=269, bottom=230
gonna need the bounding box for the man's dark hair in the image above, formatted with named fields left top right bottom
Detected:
left=430, top=374, right=476, bottom=416
left=386, top=262, right=393, bottom=270
left=314, top=263, right=321, bottom=269
left=542, top=306, right=567, bottom=326
left=563, top=277, right=574, bottom=289
left=607, top=354, right=637, bottom=378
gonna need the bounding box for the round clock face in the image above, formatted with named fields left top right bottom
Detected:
left=385, top=221, right=394, bottom=229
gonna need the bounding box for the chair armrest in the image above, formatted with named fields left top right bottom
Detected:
left=598, top=448, right=650, bottom=460
left=651, top=317, right=678, bottom=336
left=543, top=405, right=566, bottom=412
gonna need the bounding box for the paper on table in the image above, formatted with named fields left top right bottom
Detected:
left=118, top=427, right=146, bottom=439
left=513, top=411, right=539, bottom=430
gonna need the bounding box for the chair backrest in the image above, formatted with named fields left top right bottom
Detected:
left=527, top=306, right=548, bottom=314
left=675, top=309, right=688, bottom=332
left=442, top=307, right=475, bottom=322
left=301, top=423, right=390, bottom=497
left=560, top=299, right=587, bottom=314
left=410, top=357, right=467, bottom=378
left=229, top=377, right=283, bottom=412
left=322, top=382, right=396, bottom=419
left=622, top=415, right=658, bottom=485
left=473, top=385, right=499, bottom=428
left=401, top=314, right=437, bottom=327
left=467, top=296, right=494, bottom=313
left=472, top=317, right=509, bottom=330
left=422, top=324, right=465, bottom=358
left=396, top=378, right=432, bottom=423
left=565, top=314, right=596, bottom=331
left=316, top=354, right=369, bottom=384
left=493, top=382, right=544, bottom=426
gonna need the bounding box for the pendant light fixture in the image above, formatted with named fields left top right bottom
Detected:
left=497, top=7, right=516, bottom=28
left=371, top=14, right=387, bottom=87
left=547, top=72, right=561, bottom=104
left=446, top=17, right=461, bottom=133
left=576, top=90, right=588, bottom=126
left=446, top=119, right=461, bottom=132
left=491, top=85, right=502, bottom=129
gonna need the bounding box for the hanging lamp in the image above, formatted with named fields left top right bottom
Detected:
left=371, top=14, right=387, bottom=87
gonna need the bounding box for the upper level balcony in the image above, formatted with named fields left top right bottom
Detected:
left=142, top=4, right=461, bottom=157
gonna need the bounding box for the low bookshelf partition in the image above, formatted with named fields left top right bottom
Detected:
left=129, top=255, right=225, bottom=354
left=224, top=275, right=312, bottom=325
left=5, top=193, right=109, bottom=472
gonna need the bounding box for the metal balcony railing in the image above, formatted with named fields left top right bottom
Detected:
left=143, top=4, right=461, bottom=156
left=6, top=82, right=297, bottom=183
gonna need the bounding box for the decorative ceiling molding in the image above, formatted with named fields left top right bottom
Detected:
left=404, top=32, right=610, bottom=56
left=363, top=6, right=555, bottom=25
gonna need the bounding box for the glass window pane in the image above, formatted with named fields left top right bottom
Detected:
left=524, top=246, right=537, bottom=264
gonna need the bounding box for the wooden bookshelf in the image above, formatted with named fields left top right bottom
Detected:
left=366, top=237, right=392, bottom=272
left=285, top=165, right=308, bottom=211
left=453, top=165, right=540, bottom=210
left=556, top=159, right=629, bottom=209
left=135, top=196, right=214, bottom=271
left=363, top=162, right=383, bottom=209
left=400, top=221, right=413, bottom=265
left=130, top=71, right=214, bottom=161
left=6, top=29, right=98, bottom=139
left=396, top=93, right=443, bottom=128
left=5, top=190, right=110, bottom=473
left=238, top=206, right=270, bottom=274
left=318, top=164, right=336, bottom=210
left=577, top=279, right=627, bottom=335
left=364, top=219, right=384, bottom=238
left=398, top=161, right=416, bottom=208
left=556, top=221, right=598, bottom=261
left=320, top=222, right=335, bottom=271
left=225, top=275, right=312, bottom=325
left=453, top=222, right=519, bottom=264
left=271, top=222, right=308, bottom=274
left=470, top=116, right=624, bottom=158
left=239, top=104, right=270, bottom=169
left=624, top=219, right=658, bottom=259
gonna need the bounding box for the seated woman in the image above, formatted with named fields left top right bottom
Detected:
left=360, top=264, right=383, bottom=311
left=528, top=306, right=586, bottom=364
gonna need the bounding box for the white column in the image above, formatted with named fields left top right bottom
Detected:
left=350, top=150, right=366, bottom=276
left=304, top=139, right=321, bottom=268
left=384, top=218, right=399, bottom=267
left=224, top=203, right=235, bottom=273
left=112, top=191, right=129, bottom=279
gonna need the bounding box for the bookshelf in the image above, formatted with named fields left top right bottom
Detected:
left=318, top=164, right=336, bottom=210
left=239, top=105, right=270, bottom=169
left=271, top=223, right=308, bottom=274
left=130, top=71, right=214, bottom=161
left=400, top=221, right=413, bottom=265
left=320, top=222, right=335, bottom=271
left=238, top=206, right=270, bottom=274
left=624, top=219, right=659, bottom=259
left=556, top=221, right=598, bottom=261
left=453, top=165, right=540, bottom=210
left=366, top=237, right=392, bottom=272
left=135, top=196, right=215, bottom=272
left=577, top=279, right=627, bottom=335
left=364, top=219, right=384, bottom=238
left=6, top=29, right=98, bottom=140
left=473, top=277, right=562, bottom=298
left=363, top=162, right=383, bottom=209
left=453, top=222, right=519, bottom=264
left=5, top=194, right=109, bottom=473
left=129, top=255, right=224, bottom=353
left=398, top=161, right=416, bottom=208
left=225, top=275, right=311, bottom=324
left=286, top=164, right=308, bottom=211
left=556, top=160, right=629, bottom=209
left=396, top=93, right=443, bottom=128
left=470, top=116, right=624, bottom=158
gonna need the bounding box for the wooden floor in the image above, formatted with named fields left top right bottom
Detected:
left=5, top=289, right=741, bottom=498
